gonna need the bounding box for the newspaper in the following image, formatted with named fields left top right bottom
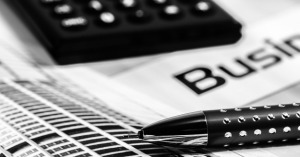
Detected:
left=114, top=7, right=300, bottom=111
left=0, top=2, right=300, bottom=157
left=0, top=35, right=288, bottom=157
left=0, top=39, right=246, bottom=156
left=113, top=7, right=300, bottom=157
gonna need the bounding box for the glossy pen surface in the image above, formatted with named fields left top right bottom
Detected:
left=138, top=103, right=300, bottom=147
left=138, top=111, right=208, bottom=146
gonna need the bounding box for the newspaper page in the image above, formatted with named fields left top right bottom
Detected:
left=114, top=7, right=300, bottom=112
left=0, top=3, right=241, bottom=156
left=0, top=2, right=299, bottom=157
left=0, top=40, right=247, bottom=156
left=112, top=6, right=300, bottom=157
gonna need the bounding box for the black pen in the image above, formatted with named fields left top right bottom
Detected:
left=136, top=103, right=300, bottom=147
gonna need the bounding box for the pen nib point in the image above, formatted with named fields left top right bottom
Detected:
left=138, top=130, right=144, bottom=139
left=123, top=133, right=140, bottom=139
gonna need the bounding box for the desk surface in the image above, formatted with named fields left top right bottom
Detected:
left=0, top=0, right=299, bottom=76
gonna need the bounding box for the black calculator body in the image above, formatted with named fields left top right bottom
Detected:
left=7, top=0, right=242, bottom=65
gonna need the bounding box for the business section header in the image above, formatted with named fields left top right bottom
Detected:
left=115, top=8, right=300, bottom=112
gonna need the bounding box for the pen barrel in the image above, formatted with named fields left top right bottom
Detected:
left=203, top=103, right=300, bottom=147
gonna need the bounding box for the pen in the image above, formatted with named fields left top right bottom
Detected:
left=137, top=103, right=300, bottom=147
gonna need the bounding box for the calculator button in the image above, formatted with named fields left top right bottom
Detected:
left=192, top=1, right=214, bottom=15
left=161, top=5, right=183, bottom=19
left=54, top=4, right=73, bottom=16
left=40, top=0, right=64, bottom=5
left=97, top=12, right=118, bottom=26
left=127, top=10, right=152, bottom=24
left=88, top=0, right=104, bottom=12
left=61, top=17, right=88, bottom=29
left=149, top=0, right=169, bottom=6
left=119, top=0, right=139, bottom=9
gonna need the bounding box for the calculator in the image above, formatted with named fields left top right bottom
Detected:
left=7, top=0, right=242, bottom=65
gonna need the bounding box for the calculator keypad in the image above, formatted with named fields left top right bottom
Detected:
left=9, top=0, right=242, bottom=64
left=42, top=0, right=221, bottom=29
left=44, top=0, right=218, bottom=23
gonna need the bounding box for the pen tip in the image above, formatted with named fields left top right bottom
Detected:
left=138, top=130, right=144, bottom=139
left=123, top=133, right=139, bottom=139
left=123, top=131, right=144, bottom=139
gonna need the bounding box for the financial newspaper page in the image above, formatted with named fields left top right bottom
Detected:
left=113, top=7, right=300, bottom=157
left=0, top=42, right=214, bottom=156
left=114, top=7, right=300, bottom=111
left=0, top=4, right=299, bottom=157
left=0, top=40, right=250, bottom=156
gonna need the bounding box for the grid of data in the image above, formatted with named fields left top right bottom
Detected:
left=0, top=80, right=182, bottom=156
